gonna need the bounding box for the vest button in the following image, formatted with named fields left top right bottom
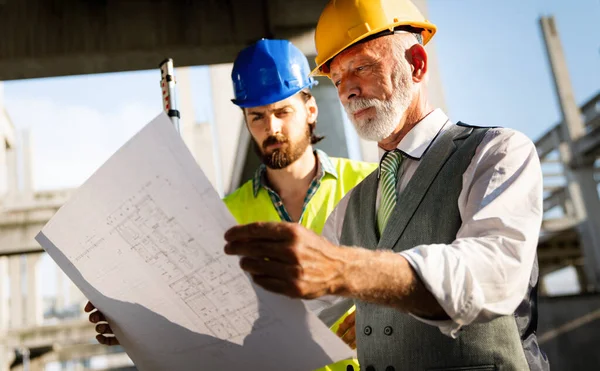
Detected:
left=383, top=326, right=393, bottom=336
left=363, top=326, right=372, bottom=336
left=366, top=366, right=375, bottom=371
left=385, top=367, right=395, bottom=371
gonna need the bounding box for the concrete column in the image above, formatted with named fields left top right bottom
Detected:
left=192, top=124, right=218, bottom=191
left=308, top=67, right=351, bottom=160
left=0, top=82, right=15, bottom=200
left=8, top=255, right=23, bottom=328
left=209, top=63, right=243, bottom=196
left=175, top=62, right=219, bottom=191
left=0, top=346, right=14, bottom=371
left=68, top=279, right=85, bottom=311
left=55, top=265, right=65, bottom=313
left=0, top=133, right=7, bottom=198
left=541, top=16, right=600, bottom=289
left=173, top=67, right=196, bottom=156
left=25, top=253, right=42, bottom=326
left=575, top=264, right=590, bottom=293
left=412, top=0, right=448, bottom=114
left=21, top=129, right=34, bottom=198
left=0, top=257, right=8, bottom=330
left=6, top=145, right=18, bottom=198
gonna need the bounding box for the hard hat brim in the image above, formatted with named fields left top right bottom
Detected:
left=310, top=21, right=437, bottom=78
left=231, top=81, right=318, bottom=108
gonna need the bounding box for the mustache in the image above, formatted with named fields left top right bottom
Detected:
left=262, top=134, right=288, bottom=150
left=344, top=98, right=381, bottom=114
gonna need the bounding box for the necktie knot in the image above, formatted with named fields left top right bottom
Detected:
left=377, top=150, right=403, bottom=235
left=380, top=150, right=402, bottom=175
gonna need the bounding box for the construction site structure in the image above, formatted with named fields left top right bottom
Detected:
left=0, top=9, right=598, bottom=371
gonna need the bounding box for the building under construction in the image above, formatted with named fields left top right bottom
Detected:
left=0, top=1, right=598, bottom=370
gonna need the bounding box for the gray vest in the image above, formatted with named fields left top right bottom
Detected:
left=339, top=123, right=549, bottom=371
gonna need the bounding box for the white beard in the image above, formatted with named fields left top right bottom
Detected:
left=343, top=61, right=415, bottom=142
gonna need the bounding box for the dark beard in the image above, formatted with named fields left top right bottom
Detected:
left=252, top=125, right=311, bottom=169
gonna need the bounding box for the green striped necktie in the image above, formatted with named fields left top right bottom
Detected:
left=377, top=150, right=403, bottom=234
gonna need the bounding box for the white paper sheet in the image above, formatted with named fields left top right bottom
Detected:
left=36, top=112, right=354, bottom=371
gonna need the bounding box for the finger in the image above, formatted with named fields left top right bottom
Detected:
left=240, top=257, right=302, bottom=280
left=89, top=311, right=107, bottom=323
left=96, top=334, right=120, bottom=346
left=95, top=323, right=114, bottom=335
left=225, top=241, right=299, bottom=264
left=341, top=325, right=356, bottom=345
left=252, top=275, right=304, bottom=298
left=84, top=301, right=96, bottom=313
left=349, top=341, right=356, bottom=350
left=336, top=312, right=356, bottom=337
left=224, top=222, right=297, bottom=242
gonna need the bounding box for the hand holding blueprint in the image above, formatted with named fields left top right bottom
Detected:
left=36, top=113, right=355, bottom=371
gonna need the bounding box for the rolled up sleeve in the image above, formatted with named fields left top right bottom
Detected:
left=400, top=128, right=544, bottom=338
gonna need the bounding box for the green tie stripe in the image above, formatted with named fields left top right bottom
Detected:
left=377, top=151, right=403, bottom=234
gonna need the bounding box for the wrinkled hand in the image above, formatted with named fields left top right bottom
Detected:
left=336, top=311, right=356, bottom=349
left=84, top=301, right=120, bottom=346
left=224, top=222, right=347, bottom=300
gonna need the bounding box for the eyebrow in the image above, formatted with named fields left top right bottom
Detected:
left=331, top=55, right=378, bottom=78
left=248, top=105, right=293, bottom=116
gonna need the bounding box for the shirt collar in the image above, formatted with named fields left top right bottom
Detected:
left=378, top=108, right=450, bottom=161
left=252, top=149, right=338, bottom=197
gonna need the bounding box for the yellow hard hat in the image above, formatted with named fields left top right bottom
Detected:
left=310, top=0, right=437, bottom=78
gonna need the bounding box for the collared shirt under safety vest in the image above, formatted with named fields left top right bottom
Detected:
left=251, top=149, right=338, bottom=223
left=223, top=149, right=377, bottom=235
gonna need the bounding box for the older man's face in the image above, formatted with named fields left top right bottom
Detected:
left=329, top=36, right=416, bottom=142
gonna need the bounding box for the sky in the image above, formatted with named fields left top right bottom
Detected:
left=2, top=0, right=599, bottom=301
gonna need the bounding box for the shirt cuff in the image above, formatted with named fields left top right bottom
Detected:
left=400, top=247, right=484, bottom=338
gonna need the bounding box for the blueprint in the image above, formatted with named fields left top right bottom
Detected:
left=36, top=112, right=354, bottom=371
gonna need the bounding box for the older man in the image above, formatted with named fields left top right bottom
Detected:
left=224, top=0, right=550, bottom=370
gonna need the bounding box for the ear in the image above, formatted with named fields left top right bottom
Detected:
left=408, top=44, right=428, bottom=83
left=306, top=96, right=318, bottom=125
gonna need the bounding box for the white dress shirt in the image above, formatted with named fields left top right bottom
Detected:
left=321, top=108, right=544, bottom=338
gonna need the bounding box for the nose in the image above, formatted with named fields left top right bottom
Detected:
left=337, top=78, right=361, bottom=105
left=265, top=114, right=283, bottom=134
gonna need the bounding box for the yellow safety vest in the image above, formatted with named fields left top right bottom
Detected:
left=224, top=154, right=377, bottom=235
left=223, top=153, right=376, bottom=371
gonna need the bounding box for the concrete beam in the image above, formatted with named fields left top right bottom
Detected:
left=0, top=0, right=326, bottom=80
left=573, top=120, right=600, bottom=158
left=543, top=187, right=567, bottom=213
left=3, top=319, right=95, bottom=349
left=0, top=205, right=61, bottom=256
left=542, top=217, right=579, bottom=232
left=536, top=125, right=563, bottom=159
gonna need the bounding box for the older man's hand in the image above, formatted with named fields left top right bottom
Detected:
left=84, top=301, right=120, bottom=346
left=224, top=222, right=349, bottom=300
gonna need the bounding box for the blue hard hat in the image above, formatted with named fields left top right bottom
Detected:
left=231, top=39, right=318, bottom=108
